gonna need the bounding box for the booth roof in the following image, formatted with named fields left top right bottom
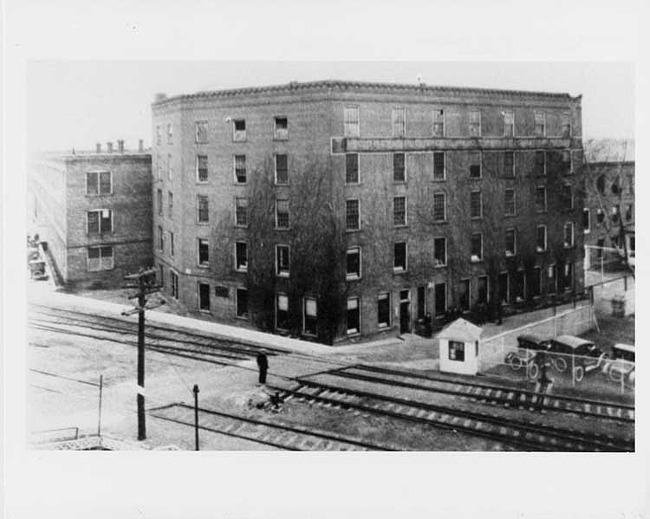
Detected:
left=436, top=318, right=483, bottom=342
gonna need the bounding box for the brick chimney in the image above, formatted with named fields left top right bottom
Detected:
left=106, top=142, right=113, bottom=153
left=138, top=139, right=144, bottom=152
left=96, top=143, right=102, bottom=153
left=117, top=139, right=124, bottom=153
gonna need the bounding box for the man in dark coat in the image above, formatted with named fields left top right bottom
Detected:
left=256, top=350, right=269, bottom=384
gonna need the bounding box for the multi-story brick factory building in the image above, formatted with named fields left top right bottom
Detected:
left=582, top=139, right=635, bottom=270
left=151, top=80, right=584, bottom=344
left=28, top=140, right=153, bottom=289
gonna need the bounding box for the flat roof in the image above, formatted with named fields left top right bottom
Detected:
left=153, top=79, right=578, bottom=107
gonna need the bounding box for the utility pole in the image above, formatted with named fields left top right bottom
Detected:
left=193, top=384, right=200, bottom=451
left=122, top=268, right=164, bottom=441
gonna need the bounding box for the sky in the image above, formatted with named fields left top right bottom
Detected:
left=27, top=60, right=635, bottom=153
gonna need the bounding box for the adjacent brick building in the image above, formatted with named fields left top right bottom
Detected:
left=151, top=80, right=585, bottom=343
left=28, top=141, right=153, bottom=289
left=582, top=139, right=635, bottom=269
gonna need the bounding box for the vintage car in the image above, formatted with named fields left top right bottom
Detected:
left=602, top=343, right=635, bottom=383
left=505, top=348, right=540, bottom=379
left=548, top=335, right=608, bottom=381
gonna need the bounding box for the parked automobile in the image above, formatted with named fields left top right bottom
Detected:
left=548, top=335, right=608, bottom=381
left=603, top=343, right=635, bottom=383
left=516, top=334, right=551, bottom=352
left=505, top=348, right=540, bottom=379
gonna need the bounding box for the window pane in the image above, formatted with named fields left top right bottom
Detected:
left=236, top=242, right=248, bottom=270
left=394, top=242, right=407, bottom=270
left=86, top=172, right=99, bottom=195
left=197, top=155, right=208, bottom=182
left=346, top=199, right=359, bottom=230
left=198, top=195, right=209, bottom=222
left=378, top=293, right=390, bottom=327
left=471, top=234, right=482, bottom=259
left=433, top=152, right=445, bottom=180
left=236, top=198, right=248, bottom=226
left=393, top=153, right=405, bottom=182
left=276, top=200, right=290, bottom=228
left=470, top=191, right=482, bottom=218
left=434, top=237, right=446, bottom=266
left=87, top=211, right=99, bottom=233
left=235, top=155, right=247, bottom=183
left=346, top=248, right=360, bottom=277
left=276, top=154, right=289, bottom=183
left=236, top=289, right=248, bottom=317
left=393, top=196, right=406, bottom=226
left=346, top=154, right=359, bottom=183
left=433, top=193, right=446, bottom=221
left=99, top=172, right=111, bottom=194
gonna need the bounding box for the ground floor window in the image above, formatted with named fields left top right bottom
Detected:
left=458, top=279, right=470, bottom=311
left=276, top=293, right=289, bottom=330
left=417, top=286, right=426, bottom=320
left=449, top=340, right=465, bottom=361
left=562, top=263, right=574, bottom=292
left=477, top=276, right=488, bottom=305
left=198, top=282, right=210, bottom=311
left=547, top=265, right=557, bottom=294
left=515, top=270, right=525, bottom=301
left=236, top=288, right=248, bottom=318
left=531, top=267, right=542, bottom=297
left=434, top=282, right=447, bottom=316
left=303, top=298, right=317, bottom=336
left=170, top=271, right=179, bottom=299
left=158, top=264, right=164, bottom=287
left=377, top=292, right=391, bottom=328
left=499, top=272, right=509, bottom=304
left=87, top=246, right=113, bottom=272
left=347, top=297, right=360, bottom=335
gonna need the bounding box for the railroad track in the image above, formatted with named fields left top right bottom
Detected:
left=150, top=403, right=399, bottom=451
left=322, top=364, right=635, bottom=423
left=271, top=380, right=634, bottom=452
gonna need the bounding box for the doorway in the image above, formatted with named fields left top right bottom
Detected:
left=399, top=289, right=411, bottom=334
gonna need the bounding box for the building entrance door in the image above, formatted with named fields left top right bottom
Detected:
left=399, top=289, right=411, bottom=334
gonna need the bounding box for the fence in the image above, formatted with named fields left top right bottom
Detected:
left=479, top=304, right=595, bottom=372
left=588, top=274, right=635, bottom=317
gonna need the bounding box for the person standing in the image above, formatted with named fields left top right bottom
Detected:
left=256, top=350, right=269, bottom=384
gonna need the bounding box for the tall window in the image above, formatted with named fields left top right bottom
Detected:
left=434, top=237, right=447, bottom=267
left=562, top=185, right=574, bottom=210
left=503, top=151, right=514, bottom=177
left=435, top=282, right=447, bottom=315
left=562, top=150, right=572, bottom=174
left=275, top=154, right=289, bottom=184
left=346, top=247, right=361, bottom=279
left=596, top=208, right=604, bottom=224
left=547, top=265, right=558, bottom=294
left=234, top=155, right=247, bottom=183
left=449, top=341, right=465, bottom=361
left=346, top=154, right=359, bottom=184
left=561, top=112, right=571, bottom=138
left=167, top=123, right=173, bottom=144
left=170, top=271, right=179, bottom=299
left=433, top=152, right=445, bottom=180
left=167, top=154, right=173, bottom=180
left=235, top=242, right=248, bottom=271
left=531, top=268, right=542, bottom=298
left=276, top=199, right=290, bottom=229
left=276, top=245, right=290, bottom=277
left=276, top=294, right=289, bottom=330
left=499, top=273, right=510, bottom=304
left=236, top=288, right=248, bottom=318
left=625, top=204, right=633, bottom=222
left=197, top=195, right=209, bottom=223
left=433, top=193, right=446, bottom=221
left=504, top=188, right=516, bottom=215
left=534, top=111, right=546, bottom=137
left=536, top=225, right=547, bottom=251
left=535, top=186, right=547, bottom=212
left=393, top=196, right=407, bottom=226
left=344, top=106, right=360, bottom=137
left=303, top=298, right=317, bottom=336
left=197, top=155, right=208, bottom=182
left=469, top=110, right=481, bottom=136
left=157, top=189, right=163, bottom=216
left=87, top=210, right=112, bottom=234
left=564, top=222, right=575, bottom=248
left=233, top=119, right=246, bottom=141
left=198, top=283, right=210, bottom=311
left=563, top=263, right=574, bottom=292
left=169, top=231, right=175, bottom=256
left=534, top=151, right=546, bottom=176
left=470, top=190, right=482, bottom=218
left=583, top=208, right=590, bottom=233
left=156, top=126, right=161, bottom=146
left=346, top=199, right=360, bottom=230
left=469, top=151, right=481, bottom=178
left=86, top=171, right=112, bottom=195
left=433, top=109, right=444, bottom=137
left=198, top=238, right=209, bottom=266
left=477, top=276, right=489, bottom=305
left=235, top=198, right=248, bottom=227
left=158, top=264, right=164, bottom=288
left=378, top=292, right=391, bottom=328
left=394, top=242, right=407, bottom=272
left=157, top=225, right=164, bottom=251
left=470, top=233, right=483, bottom=261
left=459, top=279, right=470, bottom=310
left=503, top=109, right=514, bottom=136
left=393, top=153, right=405, bottom=182
left=168, top=192, right=173, bottom=217
left=505, top=229, right=516, bottom=256
left=195, top=121, right=208, bottom=144
left=347, top=297, right=360, bottom=335
left=274, top=116, right=288, bottom=140
left=87, top=246, right=113, bottom=272
left=392, top=107, right=406, bottom=137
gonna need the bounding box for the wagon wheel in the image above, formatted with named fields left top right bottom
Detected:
left=609, top=369, right=624, bottom=383
left=511, top=356, right=524, bottom=371
left=553, top=357, right=568, bottom=373
left=505, top=352, right=517, bottom=367
left=573, top=366, right=584, bottom=383
left=528, top=363, right=539, bottom=380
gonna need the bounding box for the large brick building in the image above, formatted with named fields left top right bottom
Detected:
left=28, top=141, right=153, bottom=289
left=582, top=139, right=635, bottom=269
left=151, top=80, right=585, bottom=343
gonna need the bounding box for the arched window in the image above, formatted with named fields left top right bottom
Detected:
left=596, top=175, right=606, bottom=194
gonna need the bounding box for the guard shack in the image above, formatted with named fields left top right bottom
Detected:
left=437, top=318, right=482, bottom=376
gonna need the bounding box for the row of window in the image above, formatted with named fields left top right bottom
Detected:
left=155, top=149, right=573, bottom=187
left=595, top=174, right=634, bottom=196
left=582, top=205, right=633, bottom=233
left=343, top=106, right=571, bottom=139
left=156, top=117, right=289, bottom=146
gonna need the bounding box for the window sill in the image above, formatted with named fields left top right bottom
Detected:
left=85, top=193, right=113, bottom=197
left=393, top=180, right=407, bottom=185
left=346, top=275, right=361, bottom=281
left=196, top=180, right=209, bottom=184
left=235, top=268, right=248, bottom=274
left=198, top=309, right=211, bottom=314
left=345, top=228, right=361, bottom=233
left=434, top=263, right=447, bottom=268
left=273, top=137, right=289, bottom=142
left=275, top=227, right=291, bottom=231
left=346, top=331, right=361, bottom=337
left=234, top=224, right=248, bottom=229
left=197, top=264, right=210, bottom=269
left=196, top=221, right=211, bottom=226
left=470, top=258, right=483, bottom=264
left=536, top=248, right=547, bottom=254
left=235, top=314, right=249, bottom=321
left=504, top=213, right=516, bottom=217
left=378, top=324, right=391, bottom=330
left=277, top=272, right=290, bottom=278
left=469, top=176, right=482, bottom=181
left=432, top=178, right=447, bottom=182
left=394, top=224, right=408, bottom=229
left=393, top=268, right=407, bottom=274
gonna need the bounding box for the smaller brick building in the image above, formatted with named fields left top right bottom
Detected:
left=28, top=141, right=153, bottom=289
left=583, top=139, right=634, bottom=270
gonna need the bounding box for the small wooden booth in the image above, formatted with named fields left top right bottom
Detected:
left=437, top=318, right=482, bottom=376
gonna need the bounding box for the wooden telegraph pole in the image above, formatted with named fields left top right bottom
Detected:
left=123, top=268, right=164, bottom=441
